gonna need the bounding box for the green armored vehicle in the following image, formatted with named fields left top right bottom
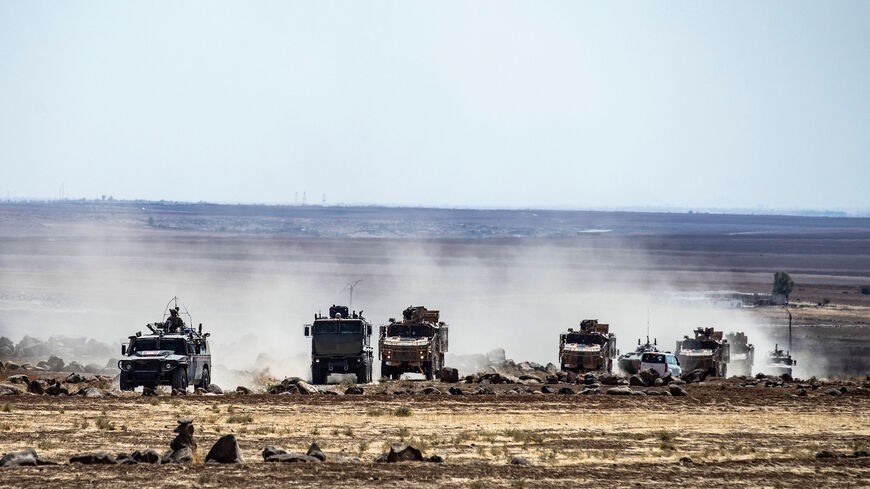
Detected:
left=379, top=306, right=448, bottom=380
left=304, top=305, right=373, bottom=384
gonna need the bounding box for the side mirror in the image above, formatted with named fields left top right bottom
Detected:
left=367, top=325, right=372, bottom=336
left=198, top=323, right=202, bottom=335
left=121, top=344, right=127, bottom=356
left=304, top=326, right=310, bottom=337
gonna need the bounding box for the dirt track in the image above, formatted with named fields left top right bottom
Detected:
left=2, top=383, right=869, bottom=488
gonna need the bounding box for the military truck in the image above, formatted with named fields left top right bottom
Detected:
left=765, top=344, right=796, bottom=376
left=304, top=305, right=373, bottom=384
left=379, top=306, right=448, bottom=380
left=559, top=319, right=617, bottom=373
left=725, top=331, right=755, bottom=377
left=676, top=327, right=730, bottom=377
left=119, top=299, right=211, bottom=392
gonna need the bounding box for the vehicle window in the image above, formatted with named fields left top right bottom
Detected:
left=313, top=323, right=338, bottom=334
left=387, top=324, right=433, bottom=337
left=642, top=353, right=665, bottom=363
left=340, top=322, right=360, bottom=334
left=130, top=338, right=186, bottom=355
left=667, top=356, right=677, bottom=365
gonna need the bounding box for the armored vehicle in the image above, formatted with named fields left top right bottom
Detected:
left=559, top=319, right=617, bottom=373
left=304, top=305, right=373, bottom=384
left=119, top=299, right=211, bottom=392
left=725, top=331, right=755, bottom=377
left=765, top=344, right=795, bottom=376
left=617, top=336, right=660, bottom=375
left=379, top=306, right=448, bottom=380
left=676, top=327, right=730, bottom=377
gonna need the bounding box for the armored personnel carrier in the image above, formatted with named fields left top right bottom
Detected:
left=119, top=298, right=212, bottom=392
left=304, top=305, right=373, bottom=384
left=617, top=336, right=659, bottom=375
left=676, top=327, right=730, bottom=377
left=725, top=331, right=755, bottom=377
left=559, top=319, right=617, bottom=373
left=766, top=307, right=796, bottom=376
left=379, top=306, right=448, bottom=380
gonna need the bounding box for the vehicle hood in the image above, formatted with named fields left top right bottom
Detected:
left=384, top=336, right=430, bottom=347
left=563, top=343, right=601, bottom=353
left=129, top=351, right=187, bottom=362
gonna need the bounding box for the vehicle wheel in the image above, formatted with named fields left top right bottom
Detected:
left=171, top=368, right=188, bottom=392
left=424, top=362, right=433, bottom=381
left=357, top=362, right=369, bottom=384
left=199, top=367, right=210, bottom=390
left=119, top=372, right=132, bottom=391
left=311, top=368, right=325, bottom=385
left=380, top=362, right=390, bottom=380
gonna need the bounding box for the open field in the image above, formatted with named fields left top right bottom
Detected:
left=1, top=381, right=869, bottom=488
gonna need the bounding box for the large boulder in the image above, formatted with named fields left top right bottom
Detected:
left=606, top=386, right=633, bottom=396
left=207, top=384, right=223, bottom=395
left=7, top=374, right=29, bottom=385
left=599, top=373, right=620, bottom=386
left=682, top=369, right=708, bottom=384
left=510, top=456, right=531, bottom=466
left=64, top=372, right=91, bottom=384
left=44, top=381, right=68, bottom=396
left=306, top=442, right=326, bottom=462
left=82, top=387, right=105, bottom=398
left=263, top=445, right=287, bottom=460
left=345, top=386, right=364, bottom=395
left=629, top=375, right=647, bottom=387
left=557, top=387, right=575, bottom=395
left=422, top=387, right=441, bottom=395
left=27, top=380, right=44, bottom=395
left=69, top=452, right=116, bottom=465
left=669, top=384, right=689, bottom=397
left=131, top=449, right=162, bottom=464
left=205, top=434, right=244, bottom=464
left=381, top=444, right=423, bottom=462
left=163, top=447, right=193, bottom=464
left=471, top=385, right=494, bottom=395
left=1, top=449, right=42, bottom=467
left=0, top=384, right=22, bottom=396
left=439, top=367, right=459, bottom=383
left=170, top=419, right=197, bottom=452
left=639, top=368, right=661, bottom=386
left=448, top=386, right=464, bottom=395
left=580, top=387, right=602, bottom=395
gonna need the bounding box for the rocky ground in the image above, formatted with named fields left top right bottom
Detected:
left=1, top=367, right=869, bottom=488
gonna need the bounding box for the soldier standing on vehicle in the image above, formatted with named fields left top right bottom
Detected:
left=165, top=307, right=185, bottom=333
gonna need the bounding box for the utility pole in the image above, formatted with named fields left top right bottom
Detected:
left=342, top=280, right=363, bottom=308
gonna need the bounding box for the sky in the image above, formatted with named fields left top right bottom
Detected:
left=0, top=1, right=868, bottom=211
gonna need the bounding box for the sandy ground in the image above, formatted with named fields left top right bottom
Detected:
left=1, top=380, right=869, bottom=488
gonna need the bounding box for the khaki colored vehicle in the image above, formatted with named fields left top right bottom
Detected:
left=379, top=306, right=448, bottom=380
left=676, top=327, right=731, bottom=377
left=559, top=319, right=617, bottom=373
left=725, top=331, right=754, bottom=377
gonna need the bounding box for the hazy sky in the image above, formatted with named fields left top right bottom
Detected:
left=1, top=1, right=868, bottom=210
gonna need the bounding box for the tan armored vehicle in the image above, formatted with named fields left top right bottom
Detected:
left=676, top=327, right=730, bottom=377
left=725, top=331, right=754, bottom=377
left=379, top=306, right=448, bottom=380
left=559, top=319, right=617, bottom=373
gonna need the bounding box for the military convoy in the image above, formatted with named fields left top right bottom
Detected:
left=303, top=305, right=373, bottom=384
left=379, top=306, right=448, bottom=380
left=119, top=299, right=212, bottom=392
left=725, top=332, right=755, bottom=377
left=558, top=319, right=617, bottom=373
left=676, top=327, right=730, bottom=377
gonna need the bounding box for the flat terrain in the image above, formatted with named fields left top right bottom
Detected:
left=1, top=381, right=869, bottom=488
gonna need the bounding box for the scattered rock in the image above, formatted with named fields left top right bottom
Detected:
left=471, top=385, right=493, bottom=395
left=263, top=445, right=287, bottom=460
left=345, top=386, right=364, bottom=395
left=682, top=369, right=707, bottom=384
left=7, top=374, right=29, bottom=385
left=439, top=367, right=459, bottom=383
left=170, top=419, right=197, bottom=452
left=679, top=456, right=693, bottom=465
left=606, top=386, right=632, bottom=396
left=207, top=384, right=223, bottom=395
left=825, top=388, right=842, bottom=396
left=629, top=375, right=647, bottom=387
left=448, top=386, right=464, bottom=395
left=0, top=384, right=22, bottom=396
left=422, top=386, right=441, bottom=395
left=235, top=386, right=251, bottom=395
left=163, top=446, right=193, bottom=464
left=142, top=386, right=157, bottom=397
left=46, top=355, right=65, bottom=371
left=306, top=442, right=326, bottom=462
left=205, top=434, right=244, bottom=464
left=816, top=450, right=841, bottom=459
left=131, top=449, right=161, bottom=464
left=0, top=448, right=56, bottom=467
left=69, top=452, right=116, bottom=465
left=379, top=444, right=424, bottom=462
left=669, top=385, right=689, bottom=397
left=579, top=387, right=602, bottom=395
left=82, top=387, right=105, bottom=398
left=27, top=380, right=44, bottom=395
left=639, top=368, right=660, bottom=386
left=64, top=372, right=92, bottom=384
left=510, top=456, right=531, bottom=466
left=797, top=388, right=807, bottom=397
left=653, top=378, right=664, bottom=387
left=599, top=374, right=620, bottom=386
left=540, top=385, right=555, bottom=394
left=266, top=452, right=321, bottom=463
left=557, top=387, right=574, bottom=395
left=45, top=381, right=68, bottom=396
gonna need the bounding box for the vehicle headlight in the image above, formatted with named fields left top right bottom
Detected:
left=125, top=363, right=133, bottom=371
left=314, top=358, right=320, bottom=363
left=164, top=362, right=175, bottom=370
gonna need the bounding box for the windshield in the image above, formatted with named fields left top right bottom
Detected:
left=130, top=338, right=187, bottom=355
left=642, top=353, right=666, bottom=363
left=682, top=339, right=718, bottom=350
left=313, top=321, right=362, bottom=335
left=387, top=323, right=432, bottom=337
left=565, top=333, right=605, bottom=346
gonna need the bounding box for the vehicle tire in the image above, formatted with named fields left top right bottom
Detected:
left=312, top=368, right=325, bottom=385
left=119, top=372, right=132, bottom=391
left=199, top=367, right=210, bottom=390
left=424, top=362, right=433, bottom=381
left=171, top=367, right=188, bottom=392
left=380, top=362, right=390, bottom=380
left=357, top=362, right=369, bottom=384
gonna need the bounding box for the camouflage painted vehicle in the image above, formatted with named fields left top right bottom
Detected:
left=676, top=327, right=730, bottom=377
left=725, top=331, right=755, bottom=377
left=304, top=305, right=373, bottom=384
left=559, top=319, right=617, bottom=373
left=617, top=336, right=659, bottom=375
left=379, top=306, right=448, bottom=380
left=119, top=299, right=212, bottom=392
